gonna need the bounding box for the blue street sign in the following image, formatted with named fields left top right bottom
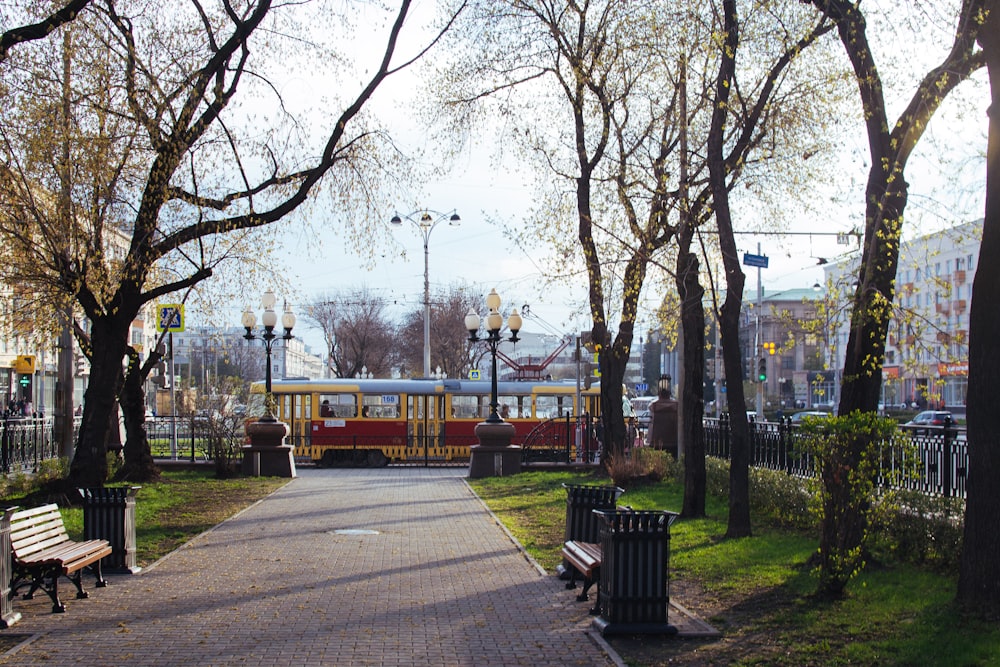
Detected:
left=635, top=383, right=648, bottom=393
left=742, top=253, right=769, bottom=268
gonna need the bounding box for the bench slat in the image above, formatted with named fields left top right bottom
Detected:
left=562, top=540, right=602, bottom=578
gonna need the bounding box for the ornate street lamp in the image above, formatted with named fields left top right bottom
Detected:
left=391, top=209, right=461, bottom=377
left=465, top=288, right=522, bottom=423
left=241, top=290, right=295, bottom=420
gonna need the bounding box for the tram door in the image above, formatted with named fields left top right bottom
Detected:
left=279, top=393, right=311, bottom=452
left=407, top=394, right=445, bottom=462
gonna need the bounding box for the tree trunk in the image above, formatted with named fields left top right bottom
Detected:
left=115, top=349, right=161, bottom=483
left=598, top=340, right=629, bottom=461
left=708, top=0, right=752, bottom=538
left=678, top=245, right=706, bottom=518
left=69, top=316, right=129, bottom=487
left=958, top=0, right=1000, bottom=618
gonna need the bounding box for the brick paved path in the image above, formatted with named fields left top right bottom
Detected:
left=0, top=468, right=618, bottom=666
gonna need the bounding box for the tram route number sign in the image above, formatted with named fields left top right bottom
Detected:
left=156, top=304, right=185, bottom=332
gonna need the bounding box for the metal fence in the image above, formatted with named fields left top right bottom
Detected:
left=704, top=415, right=969, bottom=499
left=0, top=417, right=61, bottom=475
left=1, top=413, right=971, bottom=496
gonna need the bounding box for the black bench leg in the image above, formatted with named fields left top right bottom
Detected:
left=565, top=567, right=579, bottom=591
left=91, top=560, right=108, bottom=588
left=34, top=570, right=67, bottom=613
left=67, top=570, right=89, bottom=601
left=589, top=573, right=601, bottom=615
left=577, top=575, right=594, bottom=603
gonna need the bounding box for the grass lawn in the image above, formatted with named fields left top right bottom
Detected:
left=470, top=470, right=1000, bottom=667
left=3, top=469, right=288, bottom=568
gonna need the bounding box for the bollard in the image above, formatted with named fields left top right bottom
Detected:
left=79, top=487, right=141, bottom=574
left=592, top=508, right=679, bottom=636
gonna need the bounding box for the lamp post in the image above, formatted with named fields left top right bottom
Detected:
left=465, top=289, right=523, bottom=478
left=391, top=209, right=461, bottom=377
left=241, top=290, right=295, bottom=420
left=465, top=288, right=522, bottom=423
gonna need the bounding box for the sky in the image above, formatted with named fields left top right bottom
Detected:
left=223, top=1, right=989, bottom=357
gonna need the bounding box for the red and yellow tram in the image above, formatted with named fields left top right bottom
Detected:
left=248, top=378, right=602, bottom=465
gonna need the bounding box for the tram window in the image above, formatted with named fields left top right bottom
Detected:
left=451, top=395, right=481, bottom=419
left=318, top=393, right=357, bottom=418
left=536, top=395, right=560, bottom=419
left=361, top=395, right=400, bottom=419
left=498, top=396, right=519, bottom=419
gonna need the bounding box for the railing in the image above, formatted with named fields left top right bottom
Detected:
left=704, top=415, right=969, bottom=499
left=521, top=414, right=598, bottom=464
left=0, top=417, right=60, bottom=475
left=5, top=412, right=969, bottom=494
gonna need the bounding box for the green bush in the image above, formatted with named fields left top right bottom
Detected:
left=703, top=456, right=815, bottom=531
left=749, top=466, right=816, bottom=531
left=868, top=490, right=964, bottom=570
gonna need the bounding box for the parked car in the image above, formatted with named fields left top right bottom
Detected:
left=789, top=410, right=831, bottom=424
left=903, top=410, right=954, bottom=434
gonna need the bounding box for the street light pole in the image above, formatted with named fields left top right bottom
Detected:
left=241, top=290, right=295, bottom=420
left=391, top=209, right=461, bottom=377
left=465, top=289, right=522, bottom=423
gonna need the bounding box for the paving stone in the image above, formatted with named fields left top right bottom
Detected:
left=0, top=468, right=619, bottom=666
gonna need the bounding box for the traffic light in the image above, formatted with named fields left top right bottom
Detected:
left=758, top=357, right=767, bottom=382
left=17, top=373, right=32, bottom=401
left=75, top=353, right=88, bottom=377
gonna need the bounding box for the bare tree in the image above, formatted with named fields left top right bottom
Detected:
left=305, top=288, right=399, bottom=379
left=0, top=0, right=467, bottom=486
left=398, top=285, right=481, bottom=379
left=0, top=0, right=91, bottom=62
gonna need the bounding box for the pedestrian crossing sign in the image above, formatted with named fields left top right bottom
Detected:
left=156, top=304, right=185, bottom=332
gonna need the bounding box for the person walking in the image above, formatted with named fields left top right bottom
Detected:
left=647, top=381, right=679, bottom=458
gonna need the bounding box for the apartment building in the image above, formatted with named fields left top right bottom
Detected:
left=822, top=219, right=980, bottom=410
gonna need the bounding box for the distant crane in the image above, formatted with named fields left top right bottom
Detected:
left=495, top=304, right=571, bottom=380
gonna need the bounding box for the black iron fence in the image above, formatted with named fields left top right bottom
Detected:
left=1, top=412, right=970, bottom=496
left=0, top=417, right=61, bottom=475
left=704, top=414, right=968, bottom=499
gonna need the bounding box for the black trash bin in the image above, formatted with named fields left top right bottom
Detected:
left=557, top=484, right=624, bottom=579
left=79, top=487, right=141, bottom=574
left=592, top=509, right=679, bottom=636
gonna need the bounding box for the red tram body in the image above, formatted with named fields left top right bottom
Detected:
left=249, top=378, right=602, bottom=465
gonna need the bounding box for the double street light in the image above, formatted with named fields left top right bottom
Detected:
left=391, top=209, right=461, bottom=378
left=241, top=290, right=295, bottom=420
left=465, top=289, right=521, bottom=423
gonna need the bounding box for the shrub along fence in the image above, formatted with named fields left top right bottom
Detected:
left=704, top=414, right=968, bottom=499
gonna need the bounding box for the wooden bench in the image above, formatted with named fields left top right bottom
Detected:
left=562, top=540, right=602, bottom=614
left=7, top=504, right=112, bottom=613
